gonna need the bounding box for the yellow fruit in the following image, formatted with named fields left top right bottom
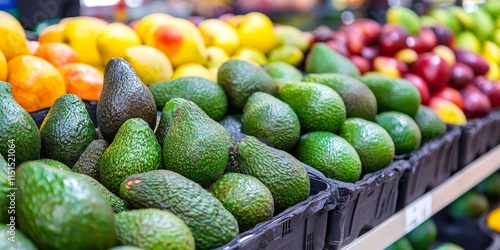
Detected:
left=274, top=25, right=309, bottom=52
left=232, top=12, right=279, bottom=54
left=34, top=43, right=79, bottom=67
left=267, top=45, right=304, bottom=67
left=486, top=208, right=500, bottom=233
left=63, top=17, right=108, bottom=67
left=395, top=49, right=418, bottom=64
left=483, top=40, right=500, bottom=64
left=433, top=45, right=456, bottom=66
left=198, top=19, right=239, bottom=55
left=0, top=11, right=31, bottom=60
left=429, top=97, right=467, bottom=125
left=486, top=60, right=500, bottom=80
left=205, top=46, right=230, bottom=68
left=58, top=63, right=103, bottom=101
left=135, top=13, right=172, bottom=42
left=124, top=45, right=173, bottom=85
left=172, top=63, right=213, bottom=81
left=7, top=55, right=66, bottom=112
left=232, top=47, right=268, bottom=65
left=144, top=18, right=206, bottom=67
left=96, top=22, right=141, bottom=65
left=38, top=23, right=66, bottom=43
left=0, top=50, right=7, bottom=81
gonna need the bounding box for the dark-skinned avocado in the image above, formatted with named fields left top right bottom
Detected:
left=0, top=81, right=40, bottom=166
left=120, top=169, right=239, bottom=250
left=97, top=58, right=157, bottom=143
left=39, top=94, right=97, bottom=167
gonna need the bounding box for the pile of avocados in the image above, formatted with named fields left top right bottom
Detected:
left=0, top=44, right=448, bottom=250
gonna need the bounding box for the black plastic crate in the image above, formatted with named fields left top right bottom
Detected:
left=396, top=126, right=461, bottom=210
left=487, top=109, right=500, bottom=150
left=454, top=111, right=500, bottom=170
left=432, top=208, right=500, bottom=250
left=324, top=160, right=410, bottom=250
left=216, top=167, right=335, bottom=250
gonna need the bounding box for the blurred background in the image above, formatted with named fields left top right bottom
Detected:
left=0, top=0, right=471, bottom=31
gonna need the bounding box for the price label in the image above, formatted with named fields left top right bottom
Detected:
left=405, top=193, right=432, bottom=233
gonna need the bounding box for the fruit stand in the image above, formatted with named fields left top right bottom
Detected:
left=0, top=0, right=500, bottom=250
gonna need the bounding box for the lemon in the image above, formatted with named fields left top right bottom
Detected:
left=172, top=63, right=214, bottom=81
left=486, top=208, right=500, bottom=233
left=124, top=45, right=173, bottom=85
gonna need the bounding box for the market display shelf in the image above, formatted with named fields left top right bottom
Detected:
left=341, top=144, right=500, bottom=250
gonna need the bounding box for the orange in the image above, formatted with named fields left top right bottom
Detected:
left=58, top=63, right=103, bottom=101
left=0, top=49, right=6, bottom=81
left=7, top=55, right=66, bottom=112
left=34, top=43, right=79, bottom=67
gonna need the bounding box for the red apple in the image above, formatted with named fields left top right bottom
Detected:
left=325, top=40, right=350, bottom=57
left=342, top=26, right=365, bottom=55
left=411, top=52, right=452, bottom=91
left=453, top=48, right=490, bottom=76
left=419, top=27, right=438, bottom=51
left=379, top=24, right=410, bottom=56
left=350, top=18, right=381, bottom=45
left=361, top=46, right=379, bottom=61
left=374, top=56, right=408, bottom=77
left=350, top=55, right=372, bottom=75
left=430, top=25, right=455, bottom=47
left=449, top=62, right=474, bottom=89
left=459, top=85, right=492, bottom=118
left=330, top=31, right=349, bottom=45
left=432, top=86, right=464, bottom=110
left=406, top=36, right=428, bottom=54
left=404, top=73, right=431, bottom=105
left=473, top=76, right=500, bottom=107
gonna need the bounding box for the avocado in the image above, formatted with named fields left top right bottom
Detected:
left=384, top=236, right=413, bottom=250
left=72, top=139, right=109, bottom=181
left=0, top=81, right=40, bottom=166
left=36, top=159, right=72, bottom=171
left=75, top=173, right=128, bottom=213
left=218, top=59, right=276, bottom=111
left=0, top=154, right=9, bottom=224
left=115, top=209, right=195, bottom=250
left=277, top=81, right=346, bottom=134
left=448, top=191, right=490, bottom=219
left=242, top=92, right=300, bottom=151
left=406, top=219, right=437, bottom=250
left=235, top=136, right=310, bottom=212
left=475, top=171, right=500, bottom=198
left=303, top=73, right=377, bottom=121
left=0, top=225, right=37, bottom=250
left=148, top=76, right=228, bottom=121
left=156, top=98, right=228, bottom=187
left=97, top=58, right=157, bottom=142
left=208, top=173, right=274, bottom=232
left=295, top=131, right=362, bottom=183
left=376, top=111, right=422, bottom=155
left=357, top=75, right=421, bottom=117
left=39, top=94, right=97, bottom=167
left=218, top=124, right=241, bottom=174
left=100, top=118, right=162, bottom=195
left=338, top=118, right=395, bottom=174
left=16, top=161, right=116, bottom=249
left=412, top=105, right=446, bottom=142
left=264, top=61, right=303, bottom=81
left=120, top=169, right=239, bottom=250
left=305, top=43, right=360, bottom=76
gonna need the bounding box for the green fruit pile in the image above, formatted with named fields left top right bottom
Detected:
left=0, top=31, right=449, bottom=248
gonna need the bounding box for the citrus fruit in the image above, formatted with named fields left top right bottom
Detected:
left=58, top=63, right=103, bottom=101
